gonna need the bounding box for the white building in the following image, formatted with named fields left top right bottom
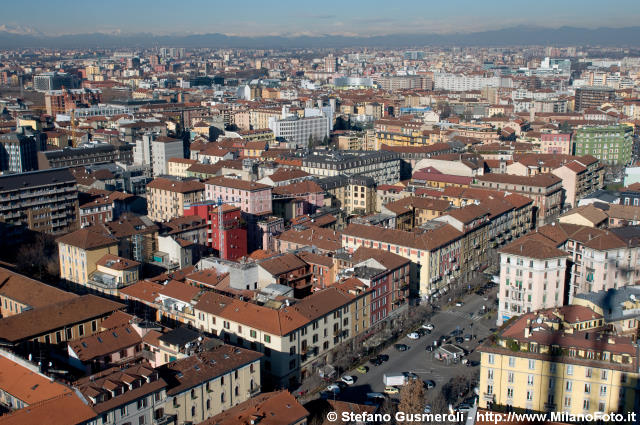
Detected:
left=269, top=107, right=330, bottom=148
left=134, top=133, right=184, bottom=177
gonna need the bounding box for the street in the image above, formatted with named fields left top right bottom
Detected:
left=322, top=285, right=498, bottom=404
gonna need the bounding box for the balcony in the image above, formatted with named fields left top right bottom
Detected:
left=482, top=393, right=495, bottom=402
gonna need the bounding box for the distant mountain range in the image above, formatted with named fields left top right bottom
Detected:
left=1, top=26, right=640, bottom=49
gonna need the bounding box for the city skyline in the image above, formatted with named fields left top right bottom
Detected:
left=1, top=0, right=640, bottom=37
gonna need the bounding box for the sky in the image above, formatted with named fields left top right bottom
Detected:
left=2, top=0, right=640, bottom=37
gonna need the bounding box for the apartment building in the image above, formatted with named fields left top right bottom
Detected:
left=183, top=201, right=248, bottom=260
left=573, top=125, right=633, bottom=166
left=318, top=174, right=377, bottom=214
left=0, top=268, right=76, bottom=317
left=194, top=287, right=367, bottom=387
left=269, top=114, right=330, bottom=148
left=201, top=390, right=308, bottom=425
left=0, top=168, right=79, bottom=236
left=479, top=306, right=638, bottom=415
left=540, top=132, right=572, bottom=155
left=160, top=345, right=262, bottom=425
left=57, top=227, right=119, bottom=287
left=146, top=177, right=205, bottom=222
left=44, top=88, right=101, bottom=115
left=0, top=129, right=44, bottom=173
left=134, top=133, right=184, bottom=177
left=302, top=150, right=400, bottom=185
left=574, top=86, right=615, bottom=111
left=472, top=173, right=563, bottom=225
left=496, top=235, right=569, bottom=325
left=204, top=176, right=272, bottom=215
left=167, top=157, right=197, bottom=178
left=74, top=363, right=169, bottom=425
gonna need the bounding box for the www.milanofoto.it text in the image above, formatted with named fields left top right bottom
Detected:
left=477, top=410, right=637, bottom=424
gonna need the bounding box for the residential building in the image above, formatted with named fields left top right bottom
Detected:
left=0, top=268, right=77, bottom=317
left=200, top=390, right=308, bottom=425
left=204, top=176, right=272, bottom=216
left=269, top=112, right=330, bottom=148
left=318, top=174, right=377, bottom=214
left=0, top=168, right=79, bottom=235
left=540, top=133, right=572, bottom=155
left=496, top=235, right=569, bottom=325
left=33, top=72, right=74, bottom=92
left=159, top=345, right=262, bottom=424
left=574, top=86, right=615, bottom=111
left=167, top=157, right=197, bottom=178
left=184, top=202, right=247, bottom=260
left=37, top=145, right=133, bottom=169
left=74, top=363, right=169, bottom=425
left=573, top=125, right=633, bottom=165
left=478, top=306, right=638, bottom=415
left=302, top=150, right=400, bottom=185
left=0, top=129, right=45, bottom=173
left=57, top=227, right=119, bottom=287
left=134, top=133, right=185, bottom=177
left=44, top=88, right=101, bottom=115
left=146, top=177, right=205, bottom=222
left=0, top=295, right=124, bottom=351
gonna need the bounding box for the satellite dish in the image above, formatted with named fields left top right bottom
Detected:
left=537, top=317, right=543, bottom=324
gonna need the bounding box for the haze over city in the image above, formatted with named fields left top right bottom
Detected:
left=2, top=3, right=640, bottom=425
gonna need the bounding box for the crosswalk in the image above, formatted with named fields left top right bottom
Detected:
left=444, top=310, right=485, bottom=322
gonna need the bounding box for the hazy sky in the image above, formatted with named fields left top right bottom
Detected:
left=2, top=0, right=640, bottom=36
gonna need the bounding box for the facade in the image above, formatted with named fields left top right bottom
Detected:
left=0, top=168, right=79, bottom=235
left=204, top=176, right=272, bottom=215
left=540, top=133, right=572, bottom=155
left=0, top=130, right=45, bottom=173
left=146, top=177, right=205, bottom=222
left=33, top=72, right=74, bottom=92
left=573, top=125, right=633, bottom=166
left=38, top=144, right=132, bottom=169
left=269, top=114, right=330, bottom=148
left=160, top=345, right=262, bottom=425
left=184, top=202, right=247, bottom=260
left=44, top=88, right=102, bottom=116
left=496, top=236, right=569, bottom=326
left=302, top=150, right=400, bottom=186
left=317, top=175, right=378, bottom=215
left=57, top=227, right=119, bottom=287
left=574, top=86, right=615, bottom=111
left=478, top=306, right=638, bottom=415
left=134, top=133, right=184, bottom=177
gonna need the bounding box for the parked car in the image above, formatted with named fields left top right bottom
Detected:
left=455, top=336, right=464, bottom=344
left=455, top=403, right=472, bottom=412
left=341, top=375, right=355, bottom=385
left=403, top=372, right=419, bottom=381
left=423, top=404, right=432, bottom=414
left=369, top=357, right=383, bottom=366
left=378, top=354, right=389, bottom=362
left=407, top=332, right=420, bottom=340
left=423, top=380, right=436, bottom=389
left=425, top=345, right=435, bottom=352
left=395, top=343, right=409, bottom=351
left=384, top=386, right=399, bottom=395
left=367, top=392, right=386, bottom=400
left=422, top=323, right=435, bottom=331
left=455, top=301, right=464, bottom=307
left=356, top=366, right=368, bottom=374
left=326, top=384, right=341, bottom=394
left=464, top=334, right=472, bottom=341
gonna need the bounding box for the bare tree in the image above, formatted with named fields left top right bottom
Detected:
left=397, top=379, right=425, bottom=425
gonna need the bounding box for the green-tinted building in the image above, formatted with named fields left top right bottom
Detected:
left=573, top=125, right=633, bottom=165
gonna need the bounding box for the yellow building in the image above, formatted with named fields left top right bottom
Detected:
left=57, top=227, right=119, bottom=286
left=479, top=306, right=638, bottom=415
left=163, top=345, right=262, bottom=425
left=146, top=177, right=205, bottom=222
left=167, top=158, right=198, bottom=178
left=87, top=253, right=140, bottom=296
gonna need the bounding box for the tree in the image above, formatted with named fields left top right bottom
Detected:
left=15, top=232, right=59, bottom=283
left=397, top=379, right=425, bottom=425
left=441, top=375, right=473, bottom=405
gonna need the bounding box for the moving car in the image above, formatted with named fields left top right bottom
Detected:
left=423, top=380, right=436, bottom=389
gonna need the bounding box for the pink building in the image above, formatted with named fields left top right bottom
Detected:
left=540, top=132, right=572, bottom=155
left=204, top=176, right=272, bottom=215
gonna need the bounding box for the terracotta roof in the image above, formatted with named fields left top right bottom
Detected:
left=276, top=227, right=342, bottom=252
left=352, top=246, right=410, bottom=270
left=159, top=280, right=201, bottom=302
left=343, top=223, right=463, bottom=252
left=206, top=176, right=271, bottom=191
left=201, top=390, right=308, bottom=425
left=0, top=295, right=124, bottom=343
left=55, top=227, right=118, bottom=250
left=68, top=324, right=142, bottom=362
left=0, top=268, right=77, bottom=310
left=382, top=196, right=451, bottom=216
left=96, top=254, right=140, bottom=270
left=559, top=204, right=608, bottom=225
left=99, top=310, right=135, bottom=331
left=606, top=204, right=640, bottom=221
left=259, top=253, right=308, bottom=276
left=272, top=180, right=323, bottom=196
left=168, top=157, right=197, bottom=165
left=159, top=345, right=262, bottom=396
left=0, top=392, right=96, bottom=425
left=297, top=251, right=334, bottom=268
left=499, top=234, right=568, bottom=259
left=474, top=172, right=561, bottom=188
left=147, top=177, right=205, bottom=193
left=265, top=168, right=310, bottom=183
left=0, top=355, right=72, bottom=405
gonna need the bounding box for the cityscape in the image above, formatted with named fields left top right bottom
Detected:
left=2, top=2, right=640, bottom=424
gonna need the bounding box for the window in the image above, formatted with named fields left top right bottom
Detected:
left=191, top=406, right=196, bottom=417
left=564, top=397, right=571, bottom=408
left=507, top=388, right=513, bottom=398
left=526, top=390, right=533, bottom=401
left=487, top=369, right=494, bottom=380
left=600, top=385, right=607, bottom=396
left=566, top=365, right=573, bottom=375
left=601, top=370, right=608, bottom=380
left=527, top=375, right=534, bottom=386
left=585, top=368, right=592, bottom=378
left=584, top=383, right=591, bottom=394
left=583, top=399, right=590, bottom=410
left=508, top=356, right=515, bottom=367
left=528, top=359, right=535, bottom=370
left=566, top=380, right=572, bottom=391
left=221, top=393, right=225, bottom=403
left=264, top=335, right=271, bottom=343
left=488, top=354, right=495, bottom=365
left=79, top=324, right=84, bottom=336
left=487, top=385, right=493, bottom=394
left=120, top=406, right=127, bottom=417
left=66, top=328, right=72, bottom=339
left=250, top=330, right=257, bottom=338
left=137, top=398, right=147, bottom=409
left=507, top=372, right=514, bottom=383
left=234, top=386, right=239, bottom=396
left=138, top=417, right=146, bottom=425
left=206, top=399, right=211, bottom=410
